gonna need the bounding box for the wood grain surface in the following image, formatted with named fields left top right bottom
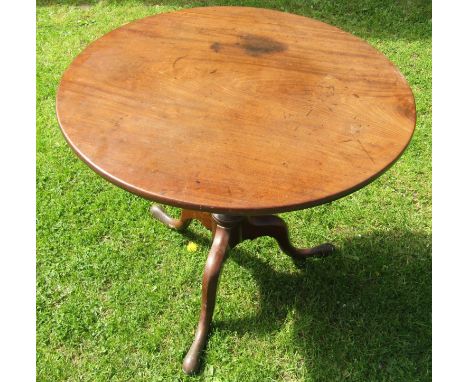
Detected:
left=56, top=6, right=416, bottom=214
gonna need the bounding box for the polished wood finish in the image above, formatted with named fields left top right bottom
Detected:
left=56, top=6, right=416, bottom=215
left=165, top=210, right=335, bottom=374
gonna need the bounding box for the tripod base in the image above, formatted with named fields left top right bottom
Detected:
left=151, top=206, right=335, bottom=374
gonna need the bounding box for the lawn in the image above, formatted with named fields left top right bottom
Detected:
left=36, top=1, right=432, bottom=381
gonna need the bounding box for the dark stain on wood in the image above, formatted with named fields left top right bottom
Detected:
left=210, top=42, right=221, bottom=52
left=239, top=34, right=287, bottom=56
left=397, top=103, right=415, bottom=119
left=210, top=34, right=286, bottom=56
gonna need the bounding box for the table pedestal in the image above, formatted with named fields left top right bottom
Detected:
left=150, top=205, right=335, bottom=374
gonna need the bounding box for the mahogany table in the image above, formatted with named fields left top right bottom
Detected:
left=56, top=6, right=416, bottom=374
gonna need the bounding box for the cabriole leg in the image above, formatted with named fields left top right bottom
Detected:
left=182, top=225, right=231, bottom=374
left=242, top=215, right=335, bottom=262
left=150, top=205, right=213, bottom=231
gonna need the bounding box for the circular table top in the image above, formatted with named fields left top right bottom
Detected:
left=56, top=6, right=416, bottom=214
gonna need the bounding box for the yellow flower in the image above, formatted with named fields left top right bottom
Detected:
left=187, top=242, right=198, bottom=252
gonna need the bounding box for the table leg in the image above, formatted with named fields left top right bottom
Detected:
left=242, top=215, right=335, bottom=262
left=182, top=224, right=231, bottom=374
left=150, top=205, right=213, bottom=231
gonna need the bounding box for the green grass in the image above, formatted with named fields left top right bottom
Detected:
left=36, top=1, right=431, bottom=381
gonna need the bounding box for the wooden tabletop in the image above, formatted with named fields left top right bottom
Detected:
left=56, top=6, right=416, bottom=214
